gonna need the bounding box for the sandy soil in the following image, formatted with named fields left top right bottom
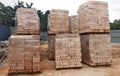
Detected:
left=0, top=42, right=120, bottom=76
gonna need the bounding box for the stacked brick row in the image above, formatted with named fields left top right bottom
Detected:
left=81, top=34, right=112, bottom=66
left=48, top=9, right=69, bottom=60
left=48, top=35, right=55, bottom=60
left=8, top=8, right=41, bottom=74
left=48, top=9, right=82, bottom=69
left=78, top=1, right=112, bottom=66
left=16, top=8, right=40, bottom=35
left=78, top=1, right=110, bottom=34
left=55, top=34, right=82, bottom=69
left=111, top=43, right=120, bottom=59
left=48, top=9, right=69, bottom=34
left=8, top=35, right=40, bottom=73
left=69, top=15, right=79, bottom=33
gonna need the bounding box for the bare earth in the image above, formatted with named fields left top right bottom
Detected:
left=0, top=42, right=120, bottom=76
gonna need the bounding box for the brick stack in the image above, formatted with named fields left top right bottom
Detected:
left=48, top=35, right=55, bottom=60
left=81, top=34, right=112, bottom=66
left=47, top=9, right=82, bottom=69
left=111, top=43, right=120, bottom=59
left=48, top=9, right=69, bottom=34
left=48, top=9, right=69, bottom=60
left=55, top=34, right=82, bottom=69
left=8, top=35, right=40, bottom=73
left=78, top=1, right=110, bottom=34
left=69, top=15, right=79, bottom=33
left=16, top=8, right=40, bottom=35
left=8, top=8, right=40, bottom=74
left=78, top=1, right=112, bottom=66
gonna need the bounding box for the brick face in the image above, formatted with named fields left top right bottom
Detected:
left=111, top=43, right=120, bottom=59
left=48, top=9, right=69, bottom=34
left=78, top=1, right=110, bottom=33
left=16, top=8, right=40, bottom=35
left=69, top=15, right=79, bottom=33
left=55, top=34, right=82, bottom=69
left=81, top=34, right=112, bottom=66
left=8, top=35, right=40, bottom=73
left=8, top=1, right=114, bottom=73
left=48, top=35, right=55, bottom=60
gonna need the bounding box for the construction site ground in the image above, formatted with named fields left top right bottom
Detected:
left=0, top=42, right=120, bottom=76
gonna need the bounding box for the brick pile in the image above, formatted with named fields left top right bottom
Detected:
left=16, top=8, right=40, bottom=35
left=78, top=1, right=112, bottom=66
left=69, top=15, right=79, bottom=33
left=55, top=34, right=82, bottom=69
left=48, top=35, right=55, bottom=60
left=81, top=34, right=112, bottom=66
left=8, top=8, right=40, bottom=74
left=8, top=35, right=40, bottom=73
left=48, top=9, right=69, bottom=60
left=78, top=1, right=110, bottom=34
left=48, top=9, right=69, bottom=34
left=111, top=43, right=120, bottom=59
left=47, top=9, right=82, bottom=69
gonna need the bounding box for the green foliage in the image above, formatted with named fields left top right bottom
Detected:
left=0, top=0, right=49, bottom=32
left=0, top=0, right=34, bottom=26
left=25, top=3, right=33, bottom=8
left=14, top=0, right=33, bottom=11
left=110, top=19, right=120, bottom=30
left=38, top=10, right=50, bottom=32
left=14, top=0, right=25, bottom=11
left=0, top=2, right=15, bottom=26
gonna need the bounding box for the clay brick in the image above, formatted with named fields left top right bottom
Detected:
left=111, top=43, right=120, bottom=59
left=48, top=9, right=69, bottom=34
left=48, top=34, right=55, bottom=60
left=69, top=15, right=79, bottom=33
left=55, top=34, right=82, bottom=69
left=81, top=34, right=112, bottom=66
left=78, top=1, right=110, bottom=34
left=8, top=35, right=41, bottom=74
left=16, top=8, right=40, bottom=35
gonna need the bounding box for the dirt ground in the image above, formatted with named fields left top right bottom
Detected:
left=0, top=42, right=120, bottom=76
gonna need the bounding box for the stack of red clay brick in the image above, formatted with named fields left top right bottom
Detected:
left=81, top=34, right=111, bottom=66
left=48, top=9, right=69, bottom=34
left=8, top=35, right=40, bottom=73
left=111, top=43, right=120, bottom=59
left=48, top=9, right=69, bottom=60
left=8, top=8, right=41, bottom=74
left=48, top=35, right=55, bottom=59
left=78, top=1, right=112, bottom=66
left=69, top=15, right=79, bottom=33
left=55, top=34, right=82, bottom=69
left=16, top=8, right=40, bottom=35
left=48, top=9, right=82, bottom=69
left=78, top=1, right=110, bottom=33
